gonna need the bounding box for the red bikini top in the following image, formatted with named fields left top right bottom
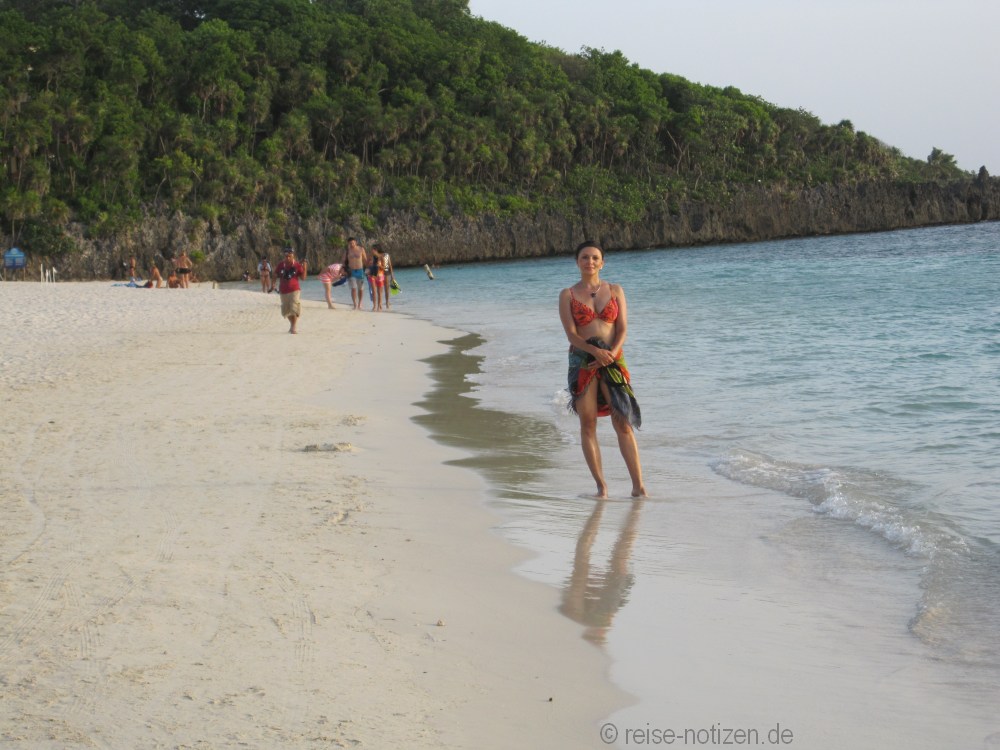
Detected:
left=570, top=290, right=619, bottom=327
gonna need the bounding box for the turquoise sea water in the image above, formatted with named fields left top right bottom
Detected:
left=303, top=223, right=1000, bottom=745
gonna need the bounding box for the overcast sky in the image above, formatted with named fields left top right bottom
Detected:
left=466, top=0, right=999, bottom=173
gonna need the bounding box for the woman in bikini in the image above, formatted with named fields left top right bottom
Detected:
left=373, top=243, right=395, bottom=309
left=368, top=246, right=386, bottom=311
left=258, top=256, right=272, bottom=293
left=559, top=240, right=646, bottom=498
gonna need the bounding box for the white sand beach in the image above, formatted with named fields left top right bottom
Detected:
left=0, top=282, right=622, bottom=748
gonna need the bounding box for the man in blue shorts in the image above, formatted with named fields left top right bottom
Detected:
left=343, top=237, right=368, bottom=310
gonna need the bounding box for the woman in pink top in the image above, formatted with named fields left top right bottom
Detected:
left=318, top=262, right=344, bottom=308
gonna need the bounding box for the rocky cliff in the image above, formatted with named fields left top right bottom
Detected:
left=7, top=174, right=999, bottom=282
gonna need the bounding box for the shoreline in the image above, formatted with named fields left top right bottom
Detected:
left=373, top=252, right=1000, bottom=750
left=412, top=344, right=1000, bottom=749
left=0, top=283, right=624, bottom=747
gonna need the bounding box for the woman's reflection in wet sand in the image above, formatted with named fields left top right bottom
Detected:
left=559, top=498, right=644, bottom=645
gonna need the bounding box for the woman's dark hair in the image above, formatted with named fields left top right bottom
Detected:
left=575, top=240, right=603, bottom=259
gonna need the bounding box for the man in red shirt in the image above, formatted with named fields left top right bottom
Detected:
left=274, top=247, right=306, bottom=334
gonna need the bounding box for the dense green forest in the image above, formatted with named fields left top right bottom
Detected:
left=0, top=0, right=969, bottom=255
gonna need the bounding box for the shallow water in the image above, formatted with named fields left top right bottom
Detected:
left=301, top=223, right=1000, bottom=747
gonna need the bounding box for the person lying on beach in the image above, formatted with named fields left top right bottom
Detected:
left=559, top=240, right=647, bottom=498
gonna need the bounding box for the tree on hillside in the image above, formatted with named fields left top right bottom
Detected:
left=0, top=0, right=970, bottom=251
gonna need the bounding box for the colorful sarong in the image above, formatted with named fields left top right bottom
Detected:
left=567, top=337, right=641, bottom=429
